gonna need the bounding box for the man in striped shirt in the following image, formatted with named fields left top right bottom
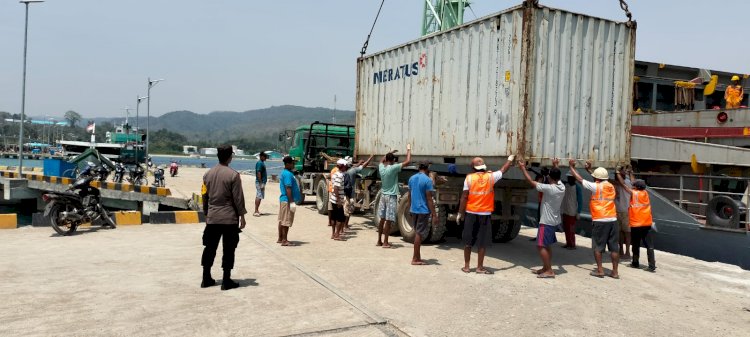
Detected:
left=330, top=159, right=348, bottom=240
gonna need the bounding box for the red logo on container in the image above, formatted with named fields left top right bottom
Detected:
left=419, top=53, right=427, bottom=69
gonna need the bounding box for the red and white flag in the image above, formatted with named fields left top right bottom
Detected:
left=86, top=122, right=95, bottom=133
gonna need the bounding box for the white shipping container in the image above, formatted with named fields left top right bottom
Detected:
left=355, top=3, right=635, bottom=168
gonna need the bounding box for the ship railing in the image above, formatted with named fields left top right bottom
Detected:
left=634, top=172, right=750, bottom=231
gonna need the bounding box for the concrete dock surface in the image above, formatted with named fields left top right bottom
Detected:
left=1, top=167, right=749, bottom=336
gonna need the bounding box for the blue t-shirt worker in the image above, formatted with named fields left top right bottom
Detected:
left=278, top=156, right=302, bottom=246
left=408, top=162, right=437, bottom=265
left=254, top=152, right=268, bottom=217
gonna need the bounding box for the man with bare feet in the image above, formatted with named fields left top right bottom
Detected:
left=519, top=158, right=565, bottom=279
left=278, top=156, right=302, bottom=246
left=457, top=156, right=513, bottom=274
left=330, top=159, right=348, bottom=240
left=569, top=159, right=621, bottom=279
left=377, top=144, right=411, bottom=248
left=408, top=162, right=437, bottom=265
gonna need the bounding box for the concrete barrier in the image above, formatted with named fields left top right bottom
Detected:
left=149, top=211, right=205, bottom=224
left=113, top=211, right=142, bottom=226
left=0, top=214, right=17, bottom=229
left=0, top=170, right=171, bottom=196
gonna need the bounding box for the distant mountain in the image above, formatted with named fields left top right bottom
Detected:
left=92, top=105, right=354, bottom=142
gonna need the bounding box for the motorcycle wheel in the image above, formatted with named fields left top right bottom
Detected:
left=99, top=205, right=116, bottom=228
left=138, top=178, right=148, bottom=186
left=49, top=204, right=78, bottom=236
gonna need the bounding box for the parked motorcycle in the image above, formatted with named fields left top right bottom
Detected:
left=127, top=164, right=148, bottom=186
left=153, top=166, right=165, bottom=187
left=169, top=161, right=178, bottom=177
left=112, top=162, right=125, bottom=183
left=43, top=165, right=116, bottom=235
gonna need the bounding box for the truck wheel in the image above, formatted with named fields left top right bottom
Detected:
left=315, top=180, right=329, bottom=215
left=295, top=176, right=306, bottom=205
left=492, top=220, right=521, bottom=243
left=397, top=192, right=446, bottom=243
left=706, top=195, right=743, bottom=229
left=397, top=193, right=417, bottom=243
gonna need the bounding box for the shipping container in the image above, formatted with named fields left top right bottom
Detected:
left=355, top=3, right=635, bottom=168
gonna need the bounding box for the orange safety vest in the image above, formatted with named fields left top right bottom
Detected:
left=590, top=181, right=616, bottom=220
left=629, top=189, right=653, bottom=227
left=328, top=167, right=339, bottom=193
left=726, top=85, right=743, bottom=108
left=466, top=171, right=495, bottom=213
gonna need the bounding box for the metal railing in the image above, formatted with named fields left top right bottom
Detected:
left=634, top=172, right=750, bottom=230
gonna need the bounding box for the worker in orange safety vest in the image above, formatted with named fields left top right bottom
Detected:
left=568, top=159, right=621, bottom=279
left=725, top=75, right=744, bottom=109
left=616, top=172, right=657, bottom=273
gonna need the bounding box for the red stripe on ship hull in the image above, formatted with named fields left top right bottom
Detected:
left=632, top=126, right=750, bottom=139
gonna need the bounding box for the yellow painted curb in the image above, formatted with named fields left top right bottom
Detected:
left=114, top=211, right=142, bottom=226
left=174, top=211, right=200, bottom=224
left=0, top=214, right=17, bottom=229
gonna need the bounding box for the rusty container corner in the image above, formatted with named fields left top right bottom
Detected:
left=354, top=2, right=635, bottom=169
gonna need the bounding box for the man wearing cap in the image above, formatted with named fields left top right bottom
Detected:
left=568, top=159, right=620, bottom=279
left=330, top=158, right=349, bottom=240
left=343, top=155, right=374, bottom=229
left=725, top=75, right=744, bottom=109
left=278, top=156, right=302, bottom=246
left=254, top=151, right=268, bottom=217
left=519, top=158, right=564, bottom=278
left=377, top=145, right=412, bottom=248
left=457, top=156, right=514, bottom=274
left=616, top=174, right=657, bottom=272
left=408, top=161, right=438, bottom=265
left=200, top=144, right=246, bottom=290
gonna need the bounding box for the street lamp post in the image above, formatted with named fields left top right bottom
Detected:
left=146, top=78, right=163, bottom=157
left=17, top=0, right=44, bottom=174
left=135, top=96, right=147, bottom=165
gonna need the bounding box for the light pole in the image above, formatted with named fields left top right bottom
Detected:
left=17, top=0, right=44, bottom=174
left=135, top=96, right=147, bottom=164
left=146, top=77, right=163, bottom=157
left=146, top=77, right=164, bottom=155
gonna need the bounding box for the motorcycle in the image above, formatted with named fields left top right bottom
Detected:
left=43, top=164, right=116, bottom=236
left=127, top=164, right=148, bottom=186
left=112, top=162, right=125, bottom=183
left=93, top=164, right=110, bottom=182
left=153, top=166, right=165, bottom=187
left=169, top=161, right=178, bottom=177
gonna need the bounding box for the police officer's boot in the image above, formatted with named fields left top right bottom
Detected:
left=201, top=267, right=216, bottom=288
left=221, top=269, right=239, bottom=290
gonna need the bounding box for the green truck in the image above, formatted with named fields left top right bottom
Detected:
left=283, top=122, right=379, bottom=214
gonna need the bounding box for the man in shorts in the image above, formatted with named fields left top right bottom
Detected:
left=614, top=166, right=632, bottom=259
left=457, top=156, right=513, bottom=274
left=519, top=158, right=565, bottom=279
left=377, top=144, right=411, bottom=248
left=568, top=159, right=620, bottom=279
left=254, top=152, right=268, bottom=217
left=343, top=155, right=374, bottom=229
left=330, top=159, right=348, bottom=240
left=278, top=156, right=302, bottom=246
left=408, top=162, right=437, bottom=265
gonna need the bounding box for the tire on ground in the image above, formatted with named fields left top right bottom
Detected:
left=397, top=192, right=446, bottom=243
left=706, top=195, right=743, bottom=229
left=315, top=179, right=328, bottom=215
left=491, top=220, right=520, bottom=243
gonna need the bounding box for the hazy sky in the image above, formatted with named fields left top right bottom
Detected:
left=1, top=0, right=748, bottom=119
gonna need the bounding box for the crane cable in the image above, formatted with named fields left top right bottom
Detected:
left=618, top=0, right=635, bottom=27
left=360, top=0, right=386, bottom=57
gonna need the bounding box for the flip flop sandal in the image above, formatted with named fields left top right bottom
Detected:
left=590, top=271, right=605, bottom=278
left=608, top=274, right=620, bottom=279
left=381, top=244, right=393, bottom=248
left=537, top=274, right=555, bottom=279
left=531, top=269, right=543, bottom=274
left=461, top=267, right=471, bottom=273
left=476, top=269, right=494, bottom=275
